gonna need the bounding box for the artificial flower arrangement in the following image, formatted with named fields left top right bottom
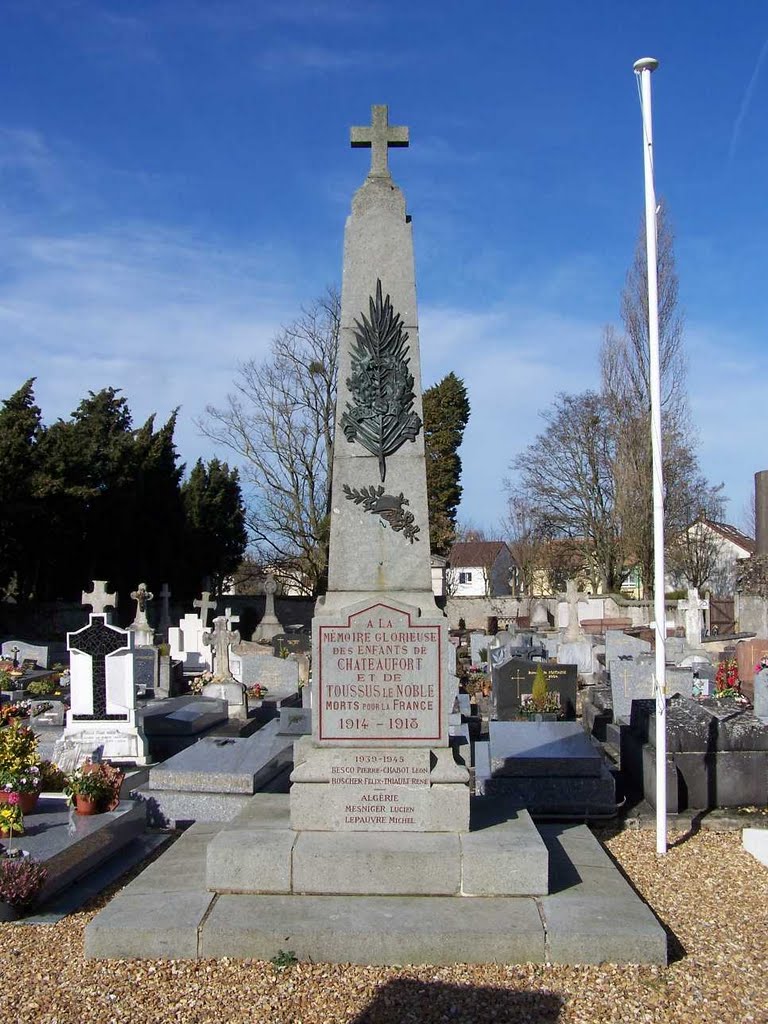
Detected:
left=247, top=683, right=269, bottom=700
left=189, top=669, right=214, bottom=695
left=754, top=656, right=768, bottom=675
left=713, top=658, right=747, bottom=701
left=0, top=701, right=32, bottom=725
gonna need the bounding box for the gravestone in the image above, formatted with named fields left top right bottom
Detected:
left=193, top=590, right=217, bottom=627
left=271, top=632, right=311, bottom=658
left=604, top=630, right=651, bottom=665
left=133, top=647, right=158, bottom=696
left=562, top=580, right=588, bottom=642
left=474, top=721, right=616, bottom=815
left=469, top=632, right=489, bottom=666
left=253, top=575, right=284, bottom=642
left=202, top=615, right=247, bottom=719
left=168, top=612, right=213, bottom=672
left=129, top=582, right=155, bottom=648
left=679, top=587, right=709, bottom=649
left=1, top=640, right=52, bottom=670
left=158, top=583, right=172, bottom=640
left=55, top=613, right=149, bottom=766
left=609, top=656, right=694, bottom=722
left=492, top=658, right=577, bottom=720
left=530, top=600, right=549, bottom=628
left=230, top=643, right=300, bottom=694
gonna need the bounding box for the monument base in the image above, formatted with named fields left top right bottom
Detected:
left=55, top=713, right=150, bottom=769
left=202, top=680, right=248, bottom=720
left=84, top=796, right=668, bottom=965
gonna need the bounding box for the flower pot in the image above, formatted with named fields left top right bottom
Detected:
left=0, top=901, right=19, bottom=922
left=74, top=795, right=103, bottom=816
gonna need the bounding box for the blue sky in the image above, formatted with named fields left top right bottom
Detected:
left=1, top=1, right=767, bottom=538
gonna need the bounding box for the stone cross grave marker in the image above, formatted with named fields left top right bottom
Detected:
left=563, top=579, right=589, bottom=642
left=82, top=580, right=117, bottom=619
left=350, top=104, right=409, bottom=178
left=158, top=582, right=172, bottom=637
left=193, top=590, right=217, bottom=627
left=68, top=616, right=131, bottom=722
left=225, top=606, right=240, bottom=630
left=203, top=615, right=240, bottom=683
left=129, top=582, right=154, bottom=646
left=254, top=574, right=283, bottom=642
left=679, top=588, right=709, bottom=648
left=60, top=613, right=148, bottom=764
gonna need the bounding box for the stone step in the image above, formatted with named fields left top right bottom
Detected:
left=84, top=818, right=667, bottom=965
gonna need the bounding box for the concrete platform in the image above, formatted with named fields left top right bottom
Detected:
left=84, top=804, right=667, bottom=965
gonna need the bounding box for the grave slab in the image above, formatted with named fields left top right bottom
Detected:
left=487, top=721, right=603, bottom=777
left=5, top=795, right=146, bottom=904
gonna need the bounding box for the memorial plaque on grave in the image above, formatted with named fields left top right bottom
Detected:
left=314, top=600, right=447, bottom=746
left=492, top=658, right=577, bottom=720
left=272, top=632, right=311, bottom=658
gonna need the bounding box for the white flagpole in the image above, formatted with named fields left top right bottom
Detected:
left=633, top=56, right=667, bottom=856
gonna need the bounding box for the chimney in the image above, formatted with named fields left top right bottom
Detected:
left=755, top=471, right=768, bottom=555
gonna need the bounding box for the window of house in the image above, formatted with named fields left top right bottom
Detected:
left=458, top=571, right=472, bottom=585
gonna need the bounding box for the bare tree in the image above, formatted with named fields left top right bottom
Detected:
left=666, top=490, right=727, bottom=592
left=510, top=391, right=628, bottom=593
left=200, top=289, right=340, bottom=596
left=502, top=492, right=549, bottom=596
left=601, top=202, right=720, bottom=596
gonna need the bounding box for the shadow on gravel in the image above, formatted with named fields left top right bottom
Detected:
left=350, top=978, right=563, bottom=1024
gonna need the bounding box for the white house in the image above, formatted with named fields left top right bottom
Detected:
left=447, top=541, right=515, bottom=597
left=668, top=517, right=754, bottom=594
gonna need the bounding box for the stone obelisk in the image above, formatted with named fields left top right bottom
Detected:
left=293, top=105, right=468, bottom=835
left=322, top=104, right=433, bottom=613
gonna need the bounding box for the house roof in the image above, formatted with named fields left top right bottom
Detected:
left=449, top=541, right=511, bottom=568
left=699, top=518, right=756, bottom=555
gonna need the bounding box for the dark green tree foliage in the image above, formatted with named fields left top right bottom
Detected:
left=0, top=379, right=43, bottom=600
left=0, top=381, right=248, bottom=605
left=180, top=458, right=248, bottom=598
left=422, top=373, right=470, bottom=555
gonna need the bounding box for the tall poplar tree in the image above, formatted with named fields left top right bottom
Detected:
left=422, top=372, right=470, bottom=555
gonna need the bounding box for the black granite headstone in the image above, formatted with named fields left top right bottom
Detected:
left=493, top=659, right=577, bottom=720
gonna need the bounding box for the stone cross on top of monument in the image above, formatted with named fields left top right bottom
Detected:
left=351, top=104, right=409, bottom=179
left=82, top=580, right=117, bottom=617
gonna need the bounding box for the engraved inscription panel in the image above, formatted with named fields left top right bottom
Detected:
left=316, top=603, right=444, bottom=745
left=329, top=750, right=429, bottom=831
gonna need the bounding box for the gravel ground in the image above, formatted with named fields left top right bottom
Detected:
left=0, top=827, right=766, bottom=1024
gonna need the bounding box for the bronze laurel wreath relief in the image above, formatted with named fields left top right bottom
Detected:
left=340, top=280, right=423, bottom=544
left=343, top=485, right=420, bottom=544
left=340, top=279, right=422, bottom=482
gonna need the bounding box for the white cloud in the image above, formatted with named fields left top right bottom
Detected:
left=420, top=303, right=603, bottom=532
left=0, top=217, right=305, bottom=471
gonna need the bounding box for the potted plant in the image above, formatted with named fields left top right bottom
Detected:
left=65, top=760, right=124, bottom=815
left=0, top=721, right=42, bottom=813
left=519, top=664, right=562, bottom=721
left=0, top=854, right=47, bottom=920
left=0, top=799, right=24, bottom=840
